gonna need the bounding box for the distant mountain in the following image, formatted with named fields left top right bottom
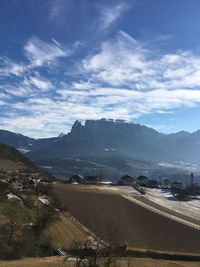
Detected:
left=0, top=119, right=200, bottom=179
left=0, top=130, right=61, bottom=154
left=26, top=119, right=200, bottom=164
left=28, top=119, right=164, bottom=161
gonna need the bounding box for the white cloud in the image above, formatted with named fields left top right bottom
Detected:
left=24, top=36, right=70, bottom=66
left=48, top=0, right=68, bottom=22
left=2, top=31, right=200, bottom=137
left=0, top=57, right=26, bottom=77
left=99, top=2, right=129, bottom=30
left=23, top=76, right=52, bottom=91
left=82, top=30, right=200, bottom=92
left=5, top=86, right=32, bottom=97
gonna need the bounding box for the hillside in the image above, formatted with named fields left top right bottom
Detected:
left=0, top=143, right=37, bottom=170
left=0, top=143, right=54, bottom=179
left=0, top=130, right=35, bottom=153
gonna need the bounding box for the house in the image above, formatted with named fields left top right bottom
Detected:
left=29, top=178, right=37, bottom=189
left=171, top=181, right=183, bottom=193
left=68, top=174, right=84, bottom=184
left=9, top=177, right=23, bottom=191
left=175, top=188, right=190, bottom=201
left=118, top=175, right=135, bottom=185
left=187, top=184, right=200, bottom=196
left=148, top=179, right=159, bottom=188
left=161, top=178, right=170, bottom=189
left=84, top=176, right=101, bottom=184
left=137, top=176, right=149, bottom=187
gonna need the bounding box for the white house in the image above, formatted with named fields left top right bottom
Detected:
left=9, top=177, right=23, bottom=191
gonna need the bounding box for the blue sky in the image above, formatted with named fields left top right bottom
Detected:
left=1, top=0, right=200, bottom=137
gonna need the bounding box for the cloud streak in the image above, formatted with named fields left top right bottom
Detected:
left=99, top=2, right=129, bottom=30
left=24, top=36, right=70, bottom=67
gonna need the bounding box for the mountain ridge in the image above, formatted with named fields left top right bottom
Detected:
left=0, top=119, right=200, bottom=179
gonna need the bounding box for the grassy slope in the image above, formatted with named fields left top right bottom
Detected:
left=0, top=159, right=25, bottom=170
left=0, top=256, right=200, bottom=267
left=0, top=144, right=36, bottom=170
left=0, top=143, right=54, bottom=179
left=46, top=213, right=87, bottom=248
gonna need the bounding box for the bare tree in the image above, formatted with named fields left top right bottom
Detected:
left=0, top=204, right=32, bottom=246
left=33, top=204, right=59, bottom=237
left=65, top=212, right=124, bottom=267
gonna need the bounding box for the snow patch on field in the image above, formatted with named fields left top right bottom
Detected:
left=38, top=196, right=50, bottom=205
left=17, top=148, right=30, bottom=153
left=145, top=189, right=200, bottom=221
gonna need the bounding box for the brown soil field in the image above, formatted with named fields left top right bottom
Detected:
left=52, top=183, right=200, bottom=254
left=134, top=195, right=200, bottom=226
left=0, top=256, right=200, bottom=267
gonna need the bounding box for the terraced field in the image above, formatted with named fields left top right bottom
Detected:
left=52, top=183, right=200, bottom=254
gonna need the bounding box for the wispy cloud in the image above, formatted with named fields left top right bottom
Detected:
left=24, top=36, right=70, bottom=67
left=99, top=2, right=129, bottom=30
left=0, top=57, right=26, bottom=77
left=23, top=76, right=52, bottom=91
left=48, top=0, right=68, bottom=23
left=82, top=30, right=200, bottom=91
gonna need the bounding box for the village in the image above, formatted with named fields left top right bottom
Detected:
left=0, top=168, right=52, bottom=206
left=1, top=167, right=200, bottom=205
left=67, top=172, right=200, bottom=201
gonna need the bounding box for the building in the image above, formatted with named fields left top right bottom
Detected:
left=29, top=178, right=37, bottom=189
left=171, top=181, right=183, bottom=193
left=137, top=176, right=149, bottom=187
left=68, top=174, right=84, bottom=184
left=190, top=172, right=194, bottom=187
left=9, top=177, right=23, bottom=191
left=161, top=178, right=170, bottom=189
left=118, top=175, right=135, bottom=185
left=148, top=179, right=159, bottom=188
left=84, top=176, right=101, bottom=184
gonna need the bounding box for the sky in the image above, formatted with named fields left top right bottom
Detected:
left=1, top=0, right=200, bottom=137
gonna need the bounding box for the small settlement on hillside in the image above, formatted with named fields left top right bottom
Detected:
left=67, top=172, right=200, bottom=201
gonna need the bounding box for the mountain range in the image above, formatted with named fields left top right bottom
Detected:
left=0, top=119, right=200, bottom=180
